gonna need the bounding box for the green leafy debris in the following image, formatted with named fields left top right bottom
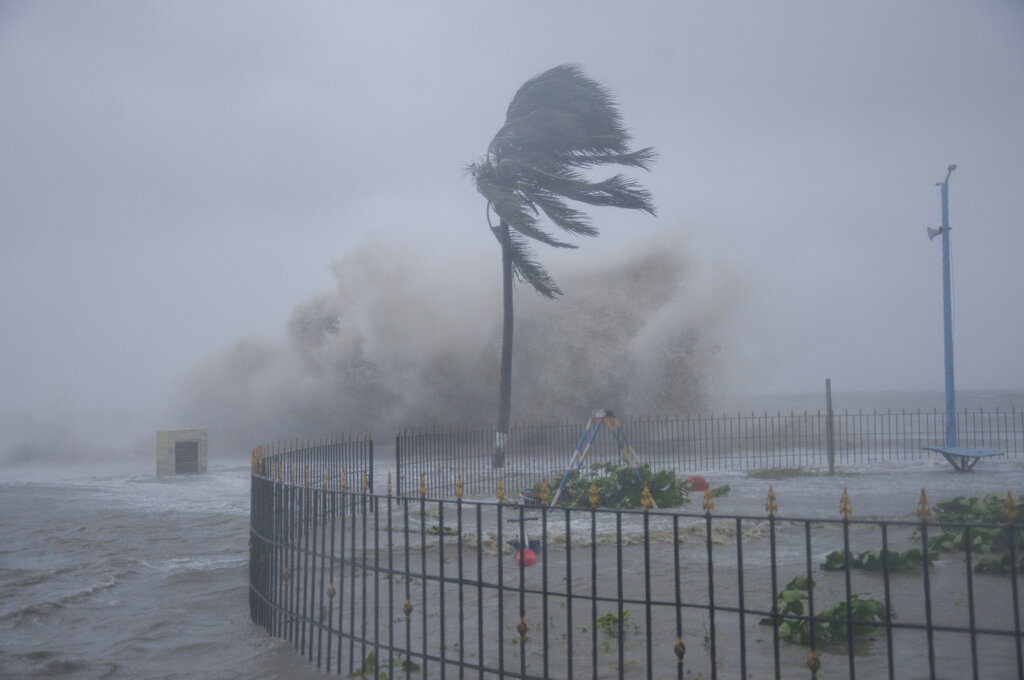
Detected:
left=595, top=610, right=636, bottom=638
left=530, top=462, right=695, bottom=509
left=424, top=525, right=459, bottom=536
left=348, top=652, right=421, bottom=679
left=820, top=548, right=935, bottom=572
left=916, top=493, right=1024, bottom=574
left=760, top=576, right=887, bottom=647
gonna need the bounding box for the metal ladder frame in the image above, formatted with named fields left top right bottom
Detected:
left=549, top=409, right=654, bottom=509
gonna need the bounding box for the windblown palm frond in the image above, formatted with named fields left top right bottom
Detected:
left=469, top=64, right=658, bottom=465
left=469, top=63, right=656, bottom=299
left=498, top=227, right=563, bottom=298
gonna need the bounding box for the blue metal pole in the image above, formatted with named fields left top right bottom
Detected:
left=938, top=166, right=957, bottom=447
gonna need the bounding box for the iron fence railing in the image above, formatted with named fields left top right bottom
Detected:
left=250, top=435, right=375, bottom=491
left=396, top=408, right=1024, bottom=498
left=250, top=443, right=1024, bottom=680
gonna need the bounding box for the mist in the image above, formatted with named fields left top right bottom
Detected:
left=2, top=2, right=1022, bottom=467
left=166, top=237, right=730, bottom=456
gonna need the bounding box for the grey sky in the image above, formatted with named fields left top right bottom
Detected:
left=2, top=2, right=1022, bottom=441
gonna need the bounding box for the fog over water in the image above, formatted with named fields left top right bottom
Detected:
left=2, top=2, right=1023, bottom=465
left=169, top=241, right=722, bottom=452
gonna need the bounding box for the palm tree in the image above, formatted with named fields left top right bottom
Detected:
left=468, top=64, right=656, bottom=467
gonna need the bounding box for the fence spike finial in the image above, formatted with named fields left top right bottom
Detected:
left=807, top=650, right=821, bottom=678
left=455, top=475, right=463, bottom=500
left=323, top=469, right=328, bottom=489
left=496, top=477, right=505, bottom=504
left=766, top=486, right=778, bottom=517
left=517, top=617, right=528, bottom=642
left=641, top=481, right=654, bottom=510
left=387, top=472, right=392, bottom=496
left=702, top=487, right=714, bottom=513
left=917, top=488, right=932, bottom=522
left=419, top=473, right=426, bottom=498
left=840, top=488, right=852, bottom=519
left=589, top=480, right=600, bottom=508
left=341, top=469, right=348, bottom=491
left=1004, top=491, right=1018, bottom=524
left=674, top=637, right=686, bottom=665
left=362, top=470, right=368, bottom=492
left=540, top=480, right=550, bottom=506
left=917, top=489, right=933, bottom=520
left=305, top=466, right=310, bottom=487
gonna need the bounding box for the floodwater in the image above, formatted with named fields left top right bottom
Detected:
left=2, top=395, right=1022, bottom=679
left=0, top=463, right=327, bottom=680
left=328, top=455, right=1024, bottom=679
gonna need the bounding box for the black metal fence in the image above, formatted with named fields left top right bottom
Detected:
left=249, top=435, right=375, bottom=652
left=396, top=408, right=1024, bottom=498
left=249, top=440, right=1024, bottom=679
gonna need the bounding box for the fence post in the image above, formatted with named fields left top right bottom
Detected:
left=395, top=434, right=402, bottom=499
left=826, top=378, right=836, bottom=475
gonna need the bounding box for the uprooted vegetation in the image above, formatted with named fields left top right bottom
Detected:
left=527, top=462, right=728, bottom=510
left=918, top=492, right=1024, bottom=574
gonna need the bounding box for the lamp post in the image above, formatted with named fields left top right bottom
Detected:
left=927, top=164, right=958, bottom=447
left=922, top=171, right=1004, bottom=470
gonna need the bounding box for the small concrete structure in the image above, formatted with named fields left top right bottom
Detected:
left=156, top=429, right=208, bottom=476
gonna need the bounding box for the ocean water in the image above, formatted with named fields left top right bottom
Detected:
left=2, top=390, right=1022, bottom=679
left=0, top=463, right=328, bottom=680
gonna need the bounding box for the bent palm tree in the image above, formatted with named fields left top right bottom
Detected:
left=468, top=64, right=656, bottom=467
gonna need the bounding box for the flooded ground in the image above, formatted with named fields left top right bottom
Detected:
left=269, top=454, right=1023, bottom=679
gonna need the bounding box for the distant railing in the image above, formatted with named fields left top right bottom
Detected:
left=396, top=408, right=1024, bottom=498
left=249, top=445, right=1024, bottom=679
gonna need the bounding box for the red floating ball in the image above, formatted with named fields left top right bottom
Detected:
left=516, top=548, right=537, bottom=567
left=687, top=475, right=708, bottom=491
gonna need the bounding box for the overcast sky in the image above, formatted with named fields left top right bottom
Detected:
left=2, top=1, right=1022, bottom=443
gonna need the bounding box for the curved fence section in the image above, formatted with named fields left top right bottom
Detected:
left=248, top=436, right=374, bottom=651
left=250, top=440, right=1024, bottom=679
left=397, top=408, right=1024, bottom=498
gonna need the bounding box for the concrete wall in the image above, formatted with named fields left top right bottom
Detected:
left=156, top=429, right=208, bottom=476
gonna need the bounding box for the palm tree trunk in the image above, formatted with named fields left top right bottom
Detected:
left=494, top=219, right=513, bottom=468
